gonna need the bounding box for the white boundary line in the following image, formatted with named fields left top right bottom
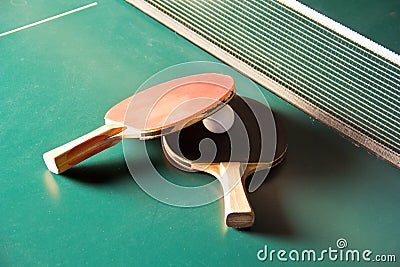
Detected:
left=0, top=2, right=98, bottom=37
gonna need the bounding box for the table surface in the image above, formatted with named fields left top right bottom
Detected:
left=1, top=0, right=399, bottom=266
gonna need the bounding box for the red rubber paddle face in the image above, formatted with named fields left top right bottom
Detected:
left=105, top=73, right=236, bottom=139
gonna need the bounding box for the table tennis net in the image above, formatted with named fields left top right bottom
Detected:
left=126, top=0, right=400, bottom=167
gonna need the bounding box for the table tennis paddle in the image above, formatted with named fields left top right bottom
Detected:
left=43, top=73, right=235, bottom=174
left=162, top=96, right=287, bottom=228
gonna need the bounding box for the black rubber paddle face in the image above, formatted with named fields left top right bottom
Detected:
left=164, top=96, right=285, bottom=169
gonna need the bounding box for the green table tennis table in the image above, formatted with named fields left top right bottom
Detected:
left=1, top=0, right=399, bottom=266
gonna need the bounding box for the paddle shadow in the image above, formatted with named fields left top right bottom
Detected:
left=62, top=139, right=163, bottom=186
left=242, top=109, right=359, bottom=236
left=278, top=110, right=359, bottom=180
left=244, top=166, right=294, bottom=236
left=63, top=158, right=131, bottom=185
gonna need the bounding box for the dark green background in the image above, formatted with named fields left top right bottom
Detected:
left=1, top=0, right=399, bottom=266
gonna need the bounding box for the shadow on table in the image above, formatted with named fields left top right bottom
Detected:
left=63, top=158, right=131, bottom=185
left=243, top=110, right=358, bottom=236
left=61, top=139, right=163, bottom=185
left=245, top=167, right=294, bottom=236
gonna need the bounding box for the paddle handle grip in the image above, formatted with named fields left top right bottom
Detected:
left=219, top=162, right=254, bottom=228
left=43, top=124, right=125, bottom=174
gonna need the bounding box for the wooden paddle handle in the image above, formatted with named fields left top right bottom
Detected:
left=43, top=124, right=126, bottom=174
left=219, top=162, right=254, bottom=228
